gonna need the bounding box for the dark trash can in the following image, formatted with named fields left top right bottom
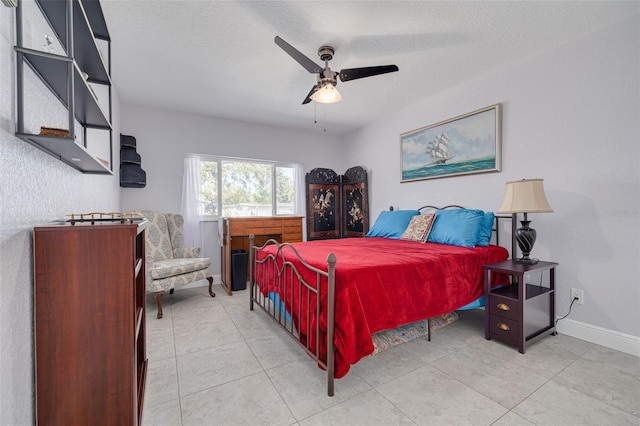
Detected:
left=231, top=249, right=248, bottom=291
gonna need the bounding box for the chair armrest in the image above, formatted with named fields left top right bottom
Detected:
left=174, top=247, right=200, bottom=258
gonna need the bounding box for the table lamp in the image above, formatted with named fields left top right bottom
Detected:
left=498, top=178, right=553, bottom=264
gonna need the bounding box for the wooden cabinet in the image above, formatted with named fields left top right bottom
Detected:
left=33, top=221, right=148, bottom=425
left=220, top=216, right=303, bottom=295
left=15, top=0, right=113, bottom=173
left=484, top=260, right=558, bottom=353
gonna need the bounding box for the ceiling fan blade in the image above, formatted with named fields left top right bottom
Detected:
left=302, top=85, right=319, bottom=105
left=339, top=65, right=399, bottom=82
left=275, top=36, right=324, bottom=74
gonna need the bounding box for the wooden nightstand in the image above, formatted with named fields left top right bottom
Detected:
left=484, top=260, right=558, bottom=353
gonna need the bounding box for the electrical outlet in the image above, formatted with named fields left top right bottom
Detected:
left=570, top=288, right=584, bottom=305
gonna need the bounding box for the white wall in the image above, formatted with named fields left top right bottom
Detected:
left=119, top=104, right=346, bottom=274
left=0, top=6, right=122, bottom=424
left=120, top=104, right=346, bottom=212
left=344, top=16, right=640, bottom=343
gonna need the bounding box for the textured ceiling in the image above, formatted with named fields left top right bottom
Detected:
left=101, top=1, right=639, bottom=136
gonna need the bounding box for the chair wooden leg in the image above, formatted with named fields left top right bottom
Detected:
left=207, top=276, right=215, bottom=298
left=154, top=291, right=165, bottom=319
left=427, top=318, right=432, bottom=341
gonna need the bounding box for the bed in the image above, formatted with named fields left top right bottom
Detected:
left=249, top=206, right=512, bottom=396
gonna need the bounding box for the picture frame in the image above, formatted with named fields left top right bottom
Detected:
left=400, top=104, right=501, bottom=182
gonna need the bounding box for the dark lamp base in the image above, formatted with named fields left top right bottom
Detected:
left=515, top=257, right=539, bottom=265
left=515, top=216, right=539, bottom=265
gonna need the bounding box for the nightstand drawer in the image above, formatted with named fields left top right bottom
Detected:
left=488, top=315, right=519, bottom=345
left=487, top=295, right=521, bottom=322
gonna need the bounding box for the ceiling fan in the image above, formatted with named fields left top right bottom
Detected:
left=274, top=36, right=399, bottom=105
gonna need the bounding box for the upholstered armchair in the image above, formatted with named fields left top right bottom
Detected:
left=141, top=211, right=215, bottom=318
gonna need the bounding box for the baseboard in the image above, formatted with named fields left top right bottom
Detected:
left=556, top=317, right=640, bottom=357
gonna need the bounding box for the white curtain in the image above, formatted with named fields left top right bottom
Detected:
left=180, top=155, right=204, bottom=249
left=293, top=164, right=306, bottom=239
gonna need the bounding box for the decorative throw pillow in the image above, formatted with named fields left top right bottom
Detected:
left=400, top=214, right=436, bottom=242
left=366, top=210, right=420, bottom=239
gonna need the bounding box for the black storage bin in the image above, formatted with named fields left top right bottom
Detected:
left=231, top=250, right=248, bottom=291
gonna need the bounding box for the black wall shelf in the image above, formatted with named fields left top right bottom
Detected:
left=15, top=0, right=113, bottom=174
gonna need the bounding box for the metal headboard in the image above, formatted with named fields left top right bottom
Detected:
left=389, top=205, right=516, bottom=258
left=388, top=204, right=464, bottom=211
left=417, top=204, right=465, bottom=212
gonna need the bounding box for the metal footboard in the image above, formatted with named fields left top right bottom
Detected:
left=249, top=235, right=337, bottom=396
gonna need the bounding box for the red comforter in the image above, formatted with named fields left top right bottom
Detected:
left=254, top=237, right=508, bottom=378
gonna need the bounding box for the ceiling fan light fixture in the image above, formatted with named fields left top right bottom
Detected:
left=311, top=83, right=341, bottom=104
left=274, top=36, right=398, bottom=105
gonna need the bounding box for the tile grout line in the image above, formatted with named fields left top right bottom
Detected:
left=168, top=303, right=186, bottom=426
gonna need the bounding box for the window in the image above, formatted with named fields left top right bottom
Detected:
left=195, top=155, right=300, bottom=218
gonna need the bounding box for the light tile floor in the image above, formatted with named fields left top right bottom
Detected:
left=143, top=285, right=640, bottom=426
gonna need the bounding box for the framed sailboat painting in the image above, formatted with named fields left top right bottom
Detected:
left=400, top=104, right=501, bottom=182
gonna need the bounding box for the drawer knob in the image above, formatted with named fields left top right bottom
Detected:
left=497, top=323, right=510, bottom=331
left=497, top=303, right=510, bottom=311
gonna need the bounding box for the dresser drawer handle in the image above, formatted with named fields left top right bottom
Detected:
left=497, top=323, right=510, bottom=331
left=497, top=303, right=510, bottom=311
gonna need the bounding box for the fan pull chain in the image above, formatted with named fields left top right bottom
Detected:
left=312, top=101, right=328, bottom=132
left=323, top=104, right=327, bottom=132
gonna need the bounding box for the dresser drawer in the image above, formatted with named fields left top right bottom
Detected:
left=251, top=225, right=281, bottom=234
left=487, top=295, right=521, bottom=322
left=243, top=219, right=265, bottom=228
left=284, top=224, right=300, bottom=233
left=229, top=221, right=245, bottom=234
left=282, top=218, right=301, bottom=227
left=263, top=219, right=283, bottom=228
left=488, top=315, right=519, bottom=345
left=283, top=231, right=302, bottom=242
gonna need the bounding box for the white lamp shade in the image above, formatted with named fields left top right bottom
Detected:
left=310, top=83, right=341, bottom=104
left=498, top=178, right=553, bottom=213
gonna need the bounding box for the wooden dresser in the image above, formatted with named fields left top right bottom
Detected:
left=33, top=221, right=148, bottom=425
left=220, top=216, right=303, bottom=295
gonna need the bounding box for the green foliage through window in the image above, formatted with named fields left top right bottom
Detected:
left=197, top=156, right=298, bottom=217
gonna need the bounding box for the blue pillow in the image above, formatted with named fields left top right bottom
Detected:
left=366, top=210, right=420, bottom=239
left=427, top=209, right=484, bottom=247
left=476, top=212, right=495, bottom=246
left=268, top=292, right=292, bottom=322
